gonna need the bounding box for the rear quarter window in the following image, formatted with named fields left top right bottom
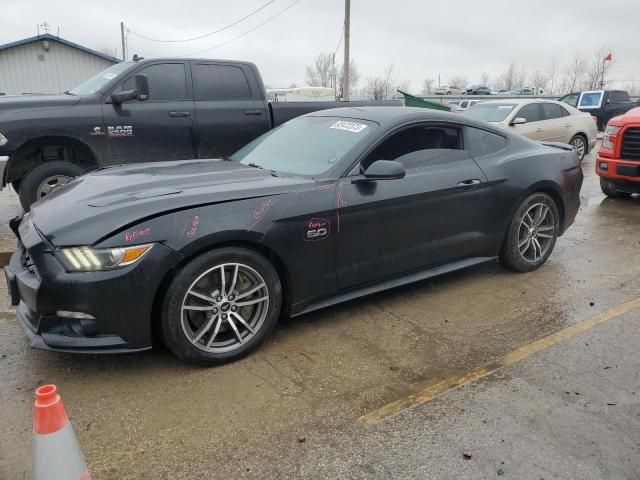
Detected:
left=467, top=127, right=507, bottom=157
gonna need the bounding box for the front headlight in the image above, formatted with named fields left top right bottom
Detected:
left=603, top=125, right=619, bottom=150
left=54, top=244, right=153, bottom=272
left=0, top=132, right=8, bottom=146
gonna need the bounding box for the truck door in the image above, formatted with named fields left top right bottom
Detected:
left=101, top=61, right=196, bottom=165
left=190, top=61, right=271, bottom=159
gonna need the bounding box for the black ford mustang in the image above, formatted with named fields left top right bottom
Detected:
left=5, top=107, right=582, bottom=364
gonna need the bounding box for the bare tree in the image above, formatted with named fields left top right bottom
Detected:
left=547, top=56, right=560, bottom=95
left=494, top=62, right=528, bottom=91
left=563, top=51, right=587, bottom=93
left=584, top=47, right=612, bottom=90
left=529, top=71, right=549, bottom=92
left=362, top=64, right=397, bottom=100
left=305, top=52, right=334, bottom=87
left=480, top=72, right=491, bottom=88
left=448, top=74, right=469, bottom=89
left=338, top=59, right=360, bottom=92
left=421, top=78, right=435, bottom=95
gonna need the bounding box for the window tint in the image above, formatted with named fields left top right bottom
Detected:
left=560, top=105, right=571, bottom=117
left=194, top=64, right=251, bottom=99
left=561, top=94, right=578, bottom=108
left=541, top=103, right=564, bottom=120
left=578, top=92, right=603, bottom=108
left=517, top=103, right=541, bottom=122
left=363, top=125, right=465, bottom=170
left=468, top=127, right=507, bottom=157
left=609, top=91, right=630, bottom=103
left=121, top=63, right=187, bottom=100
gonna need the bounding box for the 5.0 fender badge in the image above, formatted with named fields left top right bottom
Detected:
left=304, top=218, right=330, bottom=241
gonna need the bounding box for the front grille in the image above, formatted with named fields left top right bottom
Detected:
left=21, top=251, right=41, bottom=279
left=620, top=127, right=640, bottom=160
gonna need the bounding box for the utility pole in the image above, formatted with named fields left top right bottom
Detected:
left=342, top=0, right=350, bottom=101
left=120, top=22, right=126, bottom=61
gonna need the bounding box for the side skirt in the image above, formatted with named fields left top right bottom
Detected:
left=292, top=256, right=498, bottom=317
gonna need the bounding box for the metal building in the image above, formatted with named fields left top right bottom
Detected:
left=0, top=33, right=119, bottom=95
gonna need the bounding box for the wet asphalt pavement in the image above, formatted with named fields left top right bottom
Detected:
left=1, top=149, right=639, bottom=479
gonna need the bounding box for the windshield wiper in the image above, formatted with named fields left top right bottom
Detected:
left=247, top=163, right=278, bottom=177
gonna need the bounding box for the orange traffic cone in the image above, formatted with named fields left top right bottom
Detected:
left=33, top=384, right=91, bottom=480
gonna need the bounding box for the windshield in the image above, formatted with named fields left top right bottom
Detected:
left=230, top=116, right=376, bottom=176
left=69, top=62, right=133, bottom=95
left=463, top=103, right=516, bottom=122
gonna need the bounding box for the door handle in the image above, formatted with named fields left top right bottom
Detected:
left=245, top=110, right=263, bottom=116
left=563, top=124, right=572, bottom=128
left=169, top=111, right=190, bottom=117
left=456, top=179, right=482, bottom=190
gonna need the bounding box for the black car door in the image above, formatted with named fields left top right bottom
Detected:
left=191, top=61, right=271, bottom=159
left=335, top=122, right=489, bottom=290
left=101, top=61, right=196, bottom=165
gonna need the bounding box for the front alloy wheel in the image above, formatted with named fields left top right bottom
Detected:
left=161, top=247, right=282, bottom=364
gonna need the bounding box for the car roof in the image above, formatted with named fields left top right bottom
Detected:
left=305, top=106, right=518, bottom=134
left=476, top=98, right=565, bottom=106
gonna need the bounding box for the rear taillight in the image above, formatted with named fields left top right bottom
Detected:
left=603, top=124, right=619, bottom=150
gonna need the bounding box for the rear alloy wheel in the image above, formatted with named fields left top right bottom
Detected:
left=500, top=193, right=559, bottom=272
left=600, top=177, right=630, bottom=198
left=161, top=247, right=282, bottom=365
left=18, top=161, right=85, bottom=210
left=569, top=135, right=587, bottom=161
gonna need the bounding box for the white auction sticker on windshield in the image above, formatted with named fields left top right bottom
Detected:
left=331, top=121, right=368, bottom=133
left=103, top=73, right=118, bottom=79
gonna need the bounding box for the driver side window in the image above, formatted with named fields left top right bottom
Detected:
left=117, top=63, right=188, bottom=101
left=361, top=124, right=466, bottom=171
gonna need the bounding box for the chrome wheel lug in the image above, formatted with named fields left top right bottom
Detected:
left=212, top=308, right=218, bottom=314
left=222, top=313, right=227, bottom=319
left=231, top=305, right=237, bottom=312
left=216, top=296, right=222, bottom=302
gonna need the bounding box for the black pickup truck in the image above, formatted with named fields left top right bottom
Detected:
left=558, top=90, right=637, bottom=131
left=0, top=58, right=399, bottom=209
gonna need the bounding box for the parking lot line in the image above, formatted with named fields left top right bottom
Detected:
left=359, top=296, right=640, bottom=425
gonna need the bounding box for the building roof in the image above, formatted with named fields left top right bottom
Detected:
left=0, top=33, right=120, bottom=63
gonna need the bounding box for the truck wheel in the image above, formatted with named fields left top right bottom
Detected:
left=600, top=178, right=629, bottom=198
left=569, top=135, right=587, bottom=161
left=160, top=247, right=282, bottom=365
left=19, top=161, right=85, bottom=210
left=500, top=192, right=559, bottom=272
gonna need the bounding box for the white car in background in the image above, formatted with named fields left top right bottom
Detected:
left=464, top=99, right=598, bottom=161
left=434, top=85, right=465, bottom=95
left=456, top=99, right=481, bottom=110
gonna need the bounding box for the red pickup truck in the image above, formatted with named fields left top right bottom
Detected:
left=596, top=107, right=640, bottom=197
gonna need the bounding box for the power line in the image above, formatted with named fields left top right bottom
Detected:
left=178, top=0, right=303, bottom=56
left=333, top=25, right=344, bottom=57
left=126, top=1, right=275, bottom=43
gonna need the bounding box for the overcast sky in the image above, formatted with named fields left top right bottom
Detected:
left=2, top=0, right=639, bottom=92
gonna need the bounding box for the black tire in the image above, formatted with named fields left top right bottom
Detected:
left=569, top=134, right=588, bottom=161
left=500, top=192, right=560, bottom=272
left=18, top=161, right=85, bottom=210
left=161, top=247, right=282, bottom=365
left=600, top=177, right=629, bottom=198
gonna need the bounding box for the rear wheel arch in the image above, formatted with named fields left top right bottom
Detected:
left=6, top=136, right=99, bottom=185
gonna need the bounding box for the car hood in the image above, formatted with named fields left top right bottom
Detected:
left=30, top=159, right=313, bottom=246
left=0, top=93, right=81, bottom=116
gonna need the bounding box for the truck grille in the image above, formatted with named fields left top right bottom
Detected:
left=21, top=251, right=41, bottom=280
left=620, top=127, right=640, bottom=161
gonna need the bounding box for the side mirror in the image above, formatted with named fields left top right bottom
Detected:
left=511, top=117, right=527, bottom=126
left=109, top=74, right=149, bottom=104
left=134, top=74, right=149, bottom=101
left=110, top=89, right=138, bottom=104
left=355, top=160, right=406, bottom=182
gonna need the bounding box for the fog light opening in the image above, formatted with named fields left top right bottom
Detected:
left=56, top=310, right=95, bottom=320
left=599, top=161, right=608, bottom=171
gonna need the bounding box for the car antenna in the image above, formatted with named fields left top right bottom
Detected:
left=132, top=54, right=144, bottom=62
